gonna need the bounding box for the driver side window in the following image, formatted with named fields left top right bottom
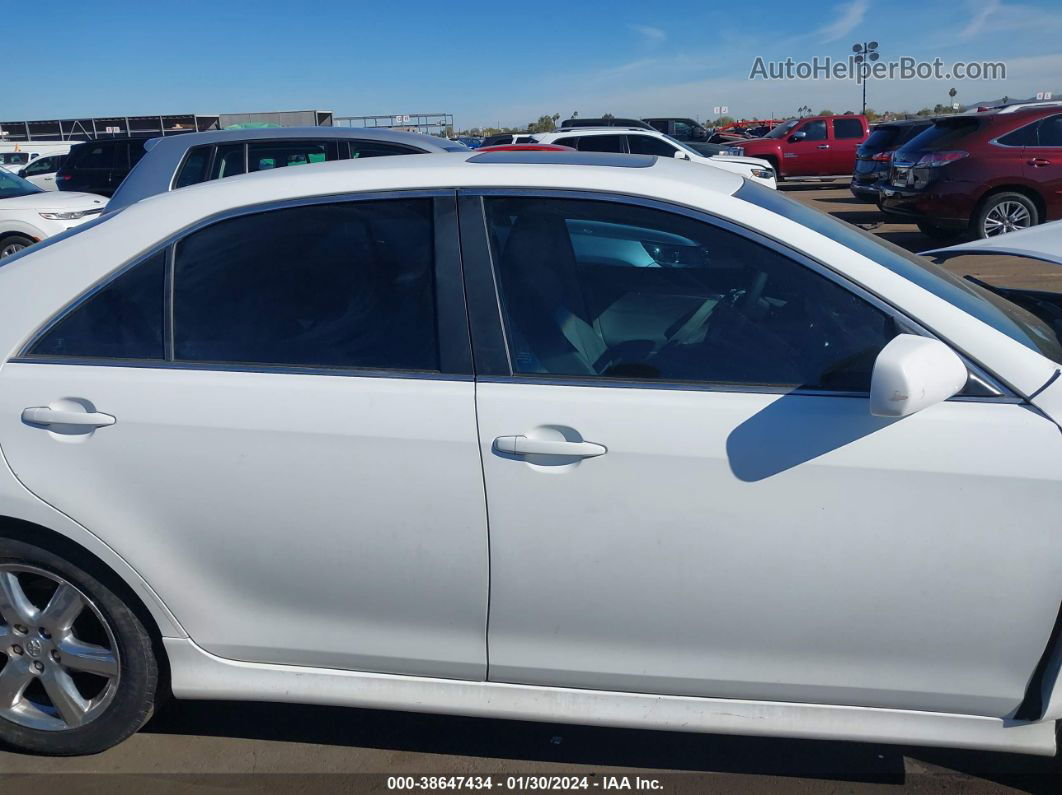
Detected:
left=798, top=120, right=828, bottom=141
left=484, top=197, right=896, bottom=391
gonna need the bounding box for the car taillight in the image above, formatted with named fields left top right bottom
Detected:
left=915, top=151, right=968, bottom=167
left=57, top=173, right=72, bottom=181
left=871, top=151, right=893, bottom=162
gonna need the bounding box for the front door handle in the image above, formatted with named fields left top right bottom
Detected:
left=1028, top=157, right=1051, bottom=167
left=495, top=436, right=606, bottom=458
left=817, top=144, right=831, bottom=149
left=22, top=407, right=115, bottom=428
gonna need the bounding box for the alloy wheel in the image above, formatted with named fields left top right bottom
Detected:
left=982, top=201, right=1032, bottom=237
left=0, top=242, right=26, bottom=258
left=0, top=565, right=120, bottom=731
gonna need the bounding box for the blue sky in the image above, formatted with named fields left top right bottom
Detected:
left=4, top=0, right=1061, bottom=128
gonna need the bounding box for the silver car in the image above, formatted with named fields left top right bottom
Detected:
left=106, top=127, right=467, bottom=212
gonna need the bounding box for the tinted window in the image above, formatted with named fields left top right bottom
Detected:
left=735, top=180, right=1062, bottom=363
left=896, top=123, right=931, bottom=145
left=210, top=144, right=245, bottom=179
left=349, top=140, right=421, bottom=158
left=1, top=153, right=29, bottom=166
left=174, top=145, right=213, bottom=188
left=901, top=118, right=980, bottom=152
left=30, top=251, right=165, bottom=360
left=173, top=199, right=437, bottom=370
left=72, top=143, right=115, bottom=169
left=23, top=156, right=60, bottom=176
left=553, top=136, right=580, bottom=148
left=798, top=120, right=827, bottom=141
left=247, top=140, right=338, bottom=172
left=485, top=197, right=895, bottom=389
left=575, top=135, right=624, bottom=153
left=626, top=135, right=678, bottom=156
left=998, top=122, right=1039, bottom=147
left=128, top=141, right=147, bottom=167
left=834, top=118, right=865, bottom=139
left=1037, top=115, right=1062, bottom=146
left=861, top=127, right=902, bottom=151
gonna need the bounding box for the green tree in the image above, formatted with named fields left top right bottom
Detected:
left=712, top=115, right=736, bottom=126
left=864, top=107, right=880, bottom=122
left=817, top=108, right=835, bottom=116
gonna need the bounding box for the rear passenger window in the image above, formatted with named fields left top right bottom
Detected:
left=173, top=199, right=438, bottom=370
left=834, top=118, right=865, bottom=139
left=75, top=144, right=115, bottom=169
left=29, top=252, right=166, bottom=360
left=998, top=122, right=1039, bottom=147
left=349, top=141, right=421, bottom=158
left=484, top=197, right=895, bottom=390
left=575, top=135, right=624, bottom=153
left=1037, top=115, right=1062, bottom=146
left=553, top=136, right=580, bottom=148
left=174, top=146, right=213, bottom=188
left=211, top=144, right=245, bottom=179
left=626, top=135, right=678, bottom=157
left=247, top=140, right=338, bottom=172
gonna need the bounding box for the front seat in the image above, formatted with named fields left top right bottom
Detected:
left=499, top=212, right=607, bottom=374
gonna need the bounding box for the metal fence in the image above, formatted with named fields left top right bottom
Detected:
left=334, top=114, right=454, bottom=137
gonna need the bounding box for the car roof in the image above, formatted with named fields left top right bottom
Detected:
left=545, top=127, right=658, bottom=136
left=107, top=127, right=464, bottom=212
left=109, top=151, right=745, bottom=227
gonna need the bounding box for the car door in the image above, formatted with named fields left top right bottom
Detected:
left=1022, top=113, right=1062, bottom=221
left=0, top=193, right=489, bottom=679
left=461, top=190, right=1062, bottom=717
left=21, top=155, right=60, bottom=190
left=783, top=119, right=832, bottom=176
left=829, top=117, right=866, bottom=174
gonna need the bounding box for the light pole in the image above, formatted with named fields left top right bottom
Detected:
left=852, top=41, right=880, bottom=116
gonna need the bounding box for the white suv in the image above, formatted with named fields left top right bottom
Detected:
left=533, top=127, right=777, bottom=188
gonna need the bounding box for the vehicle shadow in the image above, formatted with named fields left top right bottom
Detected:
left=143, top=700, right=1061, bottom=791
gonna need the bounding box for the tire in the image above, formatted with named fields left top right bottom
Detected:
left=0, top=234, right=35, bottom=259
left=0, top=538, right=158, bottom=755
left=916, top=221, right=963, bottom=241
left=973, top=192, right=1039, bottom=239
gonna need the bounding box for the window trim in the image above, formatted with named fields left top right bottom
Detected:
left=14, top=189, right=472, bottom=379
left=458, top=187, right=1010, bottom=399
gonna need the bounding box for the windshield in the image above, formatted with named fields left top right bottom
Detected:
left=0, top=169, right=44, bottom=199
left=735, top=180, right=1062, bottom=365
left=764, top=119, right=800, bottom=139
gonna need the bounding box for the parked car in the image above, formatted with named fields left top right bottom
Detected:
left=560, top=117, right=656, bottom=131
left=643, top=118, right=711, bottom=142
left=880, top=102, right=1062, bottom=239
left=56, top=138, right=150, bottom=198
left=1, top=151, right=1060, bottom=757
left=0, top=143, right=73, bottom=169
left=0, top=168, right=106, bottom=257
left=17, top=154, right=68, bottom=191
left=850, top=120, right=933, bottom=202
left=106, top=128, right=468, bottom=212
left=481, top=133, right=537, bottom=147
left=532, top=127, right=777, bottom=188
left=724, top=114, right=870, bottom=178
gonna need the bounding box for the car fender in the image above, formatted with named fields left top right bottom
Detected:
left=0, top=439, right=187, bottom=639
left=0, top=219, right=46, bottom=243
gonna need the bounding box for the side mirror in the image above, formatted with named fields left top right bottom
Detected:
left=788, top=131, right=807, bottom=143
left=17, top=169, right=27, bottom=178
left=673, top=150, right=690, bottom=160
left=870, top=335, right=967, bottom=418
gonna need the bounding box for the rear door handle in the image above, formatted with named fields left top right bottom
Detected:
left=495, top=436, right=606, bottom=458
left=1028, top=158, right=1051, bottom=167
left=22, top=407, right=115, bottom=428
left=817, top=144, right=830, bottom=149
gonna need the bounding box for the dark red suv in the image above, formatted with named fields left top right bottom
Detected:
left=879, top=104, right=1062, bottom=239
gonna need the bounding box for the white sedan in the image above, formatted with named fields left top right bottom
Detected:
left=0, top=169, right=106, bottom=258
left=0, top=151, right=1059, bottom=757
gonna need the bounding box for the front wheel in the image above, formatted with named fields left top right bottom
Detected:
left=0, top=234, right=35, bottom=259
left=974, top=192, right=1038, bottom=239
left=0, top=539, right=158, bottom=755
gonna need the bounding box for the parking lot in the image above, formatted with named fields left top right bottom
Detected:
left=0, top=181, right=1058, bottom=792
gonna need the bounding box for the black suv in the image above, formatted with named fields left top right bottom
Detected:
left=57, top=138, right=150, bottom=197
left=850, top=120, right=932, bottom=202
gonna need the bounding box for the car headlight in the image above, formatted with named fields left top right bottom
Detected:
left=39, top=210, right=92, bottom=220
left=750, top=168, right=775, bottom=179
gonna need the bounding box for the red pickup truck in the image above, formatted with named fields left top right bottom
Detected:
left=724, top=114, right=869, bottom=179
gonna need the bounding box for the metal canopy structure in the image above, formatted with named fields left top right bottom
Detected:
left=334, top=113, right=454, bottom=137
left=0, top=110, right=335, bottom=142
